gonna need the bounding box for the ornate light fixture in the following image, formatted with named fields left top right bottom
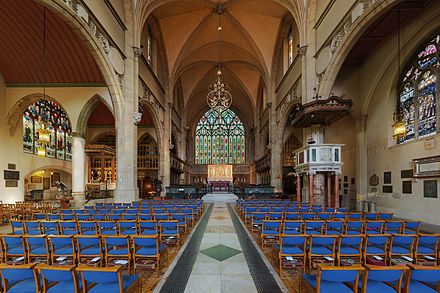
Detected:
left=37, top=8, right=50, bottom=157
left=392, top=8, right=407, bottom=141
left=206, top=3, right=232, bottom=112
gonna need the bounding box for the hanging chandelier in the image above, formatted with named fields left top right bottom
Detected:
left=392, top=8, right=407, bottom=141
left=37, top=8, right=50, bottom=157
left=206, top=3, right=232, bottom=112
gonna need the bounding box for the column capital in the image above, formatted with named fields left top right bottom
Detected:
left=298, top=45, right=308, bottom=56
left=133, top=46, right=143, bottom=59
left=71, top=132, right=86, bottom=139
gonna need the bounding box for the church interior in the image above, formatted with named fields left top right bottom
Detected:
left=0, top=0, right=440, bottom=292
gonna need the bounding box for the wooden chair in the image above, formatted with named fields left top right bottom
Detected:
left=278, top=234, right=307, bottom=273
left=0, top=263, right=40, bottom=292
left=38, top=264, right=81, bottom=292
left=102, top=235, right=132, bottom=274
left=75, top=235, right=103, bottom=266
left=132, top=235, right=166, bottom=273
left=77, top=264, right=141, bottom=293
left=301, top=264, right=364, bottom=292
left=360, top=265, right=408, bottom=293
left=337, top=235, right=364, bottom=266
left=404, top=264, right=440, bottom=293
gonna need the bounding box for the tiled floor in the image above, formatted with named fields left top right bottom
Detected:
left=184, top=202, right=257, bottom=293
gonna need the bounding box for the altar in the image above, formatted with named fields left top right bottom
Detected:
left=207, top=165, right=233, bottom=192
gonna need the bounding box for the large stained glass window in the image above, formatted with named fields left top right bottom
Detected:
left=398, top=34, right=439, bottom=143
left=195, top=109, right=245, bottom=164
left=23, top=99, right=72, bottom=161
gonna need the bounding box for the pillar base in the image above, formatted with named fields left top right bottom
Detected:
left=71, top=192, right=86, bottom=208
left=114, top=188, right=139, bottom=203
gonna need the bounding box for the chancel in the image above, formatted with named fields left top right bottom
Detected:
left=1, top=0, right=440, bottom=292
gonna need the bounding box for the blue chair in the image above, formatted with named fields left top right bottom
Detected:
left=75, top=235, right=103, bottom=266
left=103, top=236, right=132, bottom=274
left=76, top=214, right=92, bottom=221
left=122, top=214, right=137, bottom=221
left=49, top=235, right=76, bottom=264
left=23, top=221, right=41, bottom=235
left=77, top=265, right=140, bottom=292
left=39, top=264, right=81, bottom=292
left=155, top=214, right=169, bottom=221
left=40, top=221, right=59, bottom=235
left=2, top=235, right=25, bottom=263
left=10, top=221, right=24, bottom=235
left=299, top=207, right=310, bottom=213
left=33, top=213, right=47, bottom=220
left=361, top=265, right=408, bottom=292
left=311, top=206, right=323, bottom=213
left=404, top=221, right=421, bottom=234
left=302, top=264, right=364, bottom=292
left=345, top=221, right=364, bottom=235
left=304, top=221, right=324, bottom=235
left=308, top=235, right=337, bottom=272
left=61, top=214, right=75, bottom=221
left=404, top=264, right=440, bottom=292
left=277, top=234, right=307, bottom=273
left=119, top=221, right=137, bottom=235
left=348, top=213, right=362, bottom=220
left=0, top=263, right=40, bottom=293
left=93, top=214, right=107, bottom=221
left=317, top=213, right=332, bottom=220
left=24, top=235, right=50, bottom=264
left=268, top=212, right=283, bottom=221
left=133, top=235, right=166, bottom=272
left=337, top=208, right=349, bottom=213
left=337, top=235, right=364, bottom=266
left=325, top=221, right=344, bottom=235
left=301, top=213, right=316, bottom=220
left=261, top=221, right=282, bottom=246
left=78, top=221, right=98, bottom=235
left=332, top=213, right=347, bottom=221
left=181, top=209, right=194, bottom=226
left=384, top=221, right=403, bottom=234
left=365, top=221, right=384, bottom=235
left=251, top=213, right=266, bottom=233
left=325, top=207, right=335, bottom=213
left=59, top=221, right=78, bottom=235
left=365, top=213, right=378, bottom=220
left=159, top=221, right=179, bottom=244
left=379, top=213, right=393, bottom=220
left=364, top=234, right=390, bottom=265
left=283, top=221, right=303, bottom=235
left=389, top=234, right=417, bottom=265
left=285, top=212, right=300, bottom=220
left=170, top=213, right=187, bottom=233
left=138, top=221, right=158, bottom=235
left=106, top=214, right=122, bottom=221
left=98, top=221, right=118, bottom=235
left=415, top=234, right=439, bottom=264
left=48, top=214, right=61, bottom=221
left=138, top=214, right=153, bottom=221
left=244, top=207, right=257, bottom=224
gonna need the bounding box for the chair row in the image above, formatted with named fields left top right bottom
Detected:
left=242, top=210, right=394, bottom=221
left=31, top=210, right=199, bottom=222
left=0, top=234, right=168, bottom=274
left=277, top=233, right=439, bottom=273
left=302, top=263, right=440, bottom=293
left=11, top=220, right=186, bottom=237
left=0, top=263, right=141, bottom=293
left=252, top=220, right=421, bottom=236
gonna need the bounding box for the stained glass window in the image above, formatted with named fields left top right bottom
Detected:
left=22, top=99, right=72, bottom=160
left=146, top=25, right=153, bottom=66
left=195, top=109, right=245, bottom=164
left=397, top=34, right=439, bottom=143
left=288, top=26, right=294, bottom=66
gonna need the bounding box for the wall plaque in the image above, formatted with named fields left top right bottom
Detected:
left=402, top=181, right=412, bottom=194
left=384, top=172, right=392, bottom=184
left=383, top=185, right=393, bottom=193
left=5, top=180, right=18, bottom=187
left=4, top=170, right=19, bottom=180
left=369, top=174, right=379, bottom=186
left=424, top=180, right=438, bottom=198
left=401, top=169, right=413, bottom=179
left=414, top=156, right=440, bottom=178
left=7, top=164, right=16, bottom=170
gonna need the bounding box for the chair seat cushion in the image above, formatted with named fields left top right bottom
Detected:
left=310, top=246, right=333, bottom=255
left=303, top=275, right=353, bottom=293
left=81, top=247, right=101, bottom=255
left=284, top=230, right=300, bottom=235
left=136, top=247, right=157, bottom=256
left=141, top=230, right=157, bottom=235
left=360, top=280, right=400, bottom=293
left=339, top=247, right=360, bottom=255
left=108, top=248, right=128, bottom=255
left=7, top=279, right=37, bottom=293
left=407, top=281, right=437, bottom=293
left=282, top=246, right=304, bottom=255
left=366, top=246, right=385, bottom=254
left=417, top=246, right=435, bottom=254
left=326, top=230, right=342, bottom=235
left=29, top=247, right=49, bottom=255
left=87, top=275, right=138, bottom=293
left=391, top=246, right=411, bottom=254
left=263, top=229, right=279, bottom=235
left=346, top=230, right=361, bottom=235
left=53, top=247, right=74, bottom=255
left=47, top=280, right=81, bottom=292
left=162, top=229, right=178, bottom=235
left=8, top=247, right=25, bottom=254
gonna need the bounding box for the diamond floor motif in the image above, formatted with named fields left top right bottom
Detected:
left=200, top=244, right=242, bottom=262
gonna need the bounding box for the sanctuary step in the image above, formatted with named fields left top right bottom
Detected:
left=203, top=193, right=237, bottom=203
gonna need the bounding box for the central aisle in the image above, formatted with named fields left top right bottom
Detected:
left=184, top=202, right=256, bottom=293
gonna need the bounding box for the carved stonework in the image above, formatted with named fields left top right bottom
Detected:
left=277, top=79, right=301, bottom=123
left=116, top=73, right=124, bottom=90
left=140, top=81, right=165, bottom=125
left=315, top=72, right=324, bottom=94
left=133, top=47, right=143, bottom=59
left=298, top=45, right=308, bottom=57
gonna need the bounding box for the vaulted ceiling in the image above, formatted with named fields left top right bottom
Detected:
left=0, top=0, right=103, bottom=84
left=148, top=0, right=292, bottom=128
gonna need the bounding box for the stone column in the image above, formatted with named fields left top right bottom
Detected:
left=334, top=174, right=340, bottom=208
left=309, top=174, right=314, bottom=205
left=313, top=173, right=325, bottom=207
left=72, top=133, right=86, bottom=207
left=114, top=47, right=140, bottom=203
left=327, top=173, right=332, bottom=207
left=356, top=115, right=368, bottom=201
left=296, top=175, right=301, bottom=203
left=158, top=102, right=172, bottom=197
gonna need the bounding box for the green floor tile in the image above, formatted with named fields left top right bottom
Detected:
left=200, top=244, right=242, bottom=262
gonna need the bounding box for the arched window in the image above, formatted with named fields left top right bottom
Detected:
left=138, top=134, right=159, bottom=170
left=398, top=34, right=439, bottom=143
left=23, top=99, right=72, bottom=160
left=146, top=24, right=153, bottom=66
left=195, top=109, right=245, bottom=164
left=288, top=26, right=294, bottom=66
